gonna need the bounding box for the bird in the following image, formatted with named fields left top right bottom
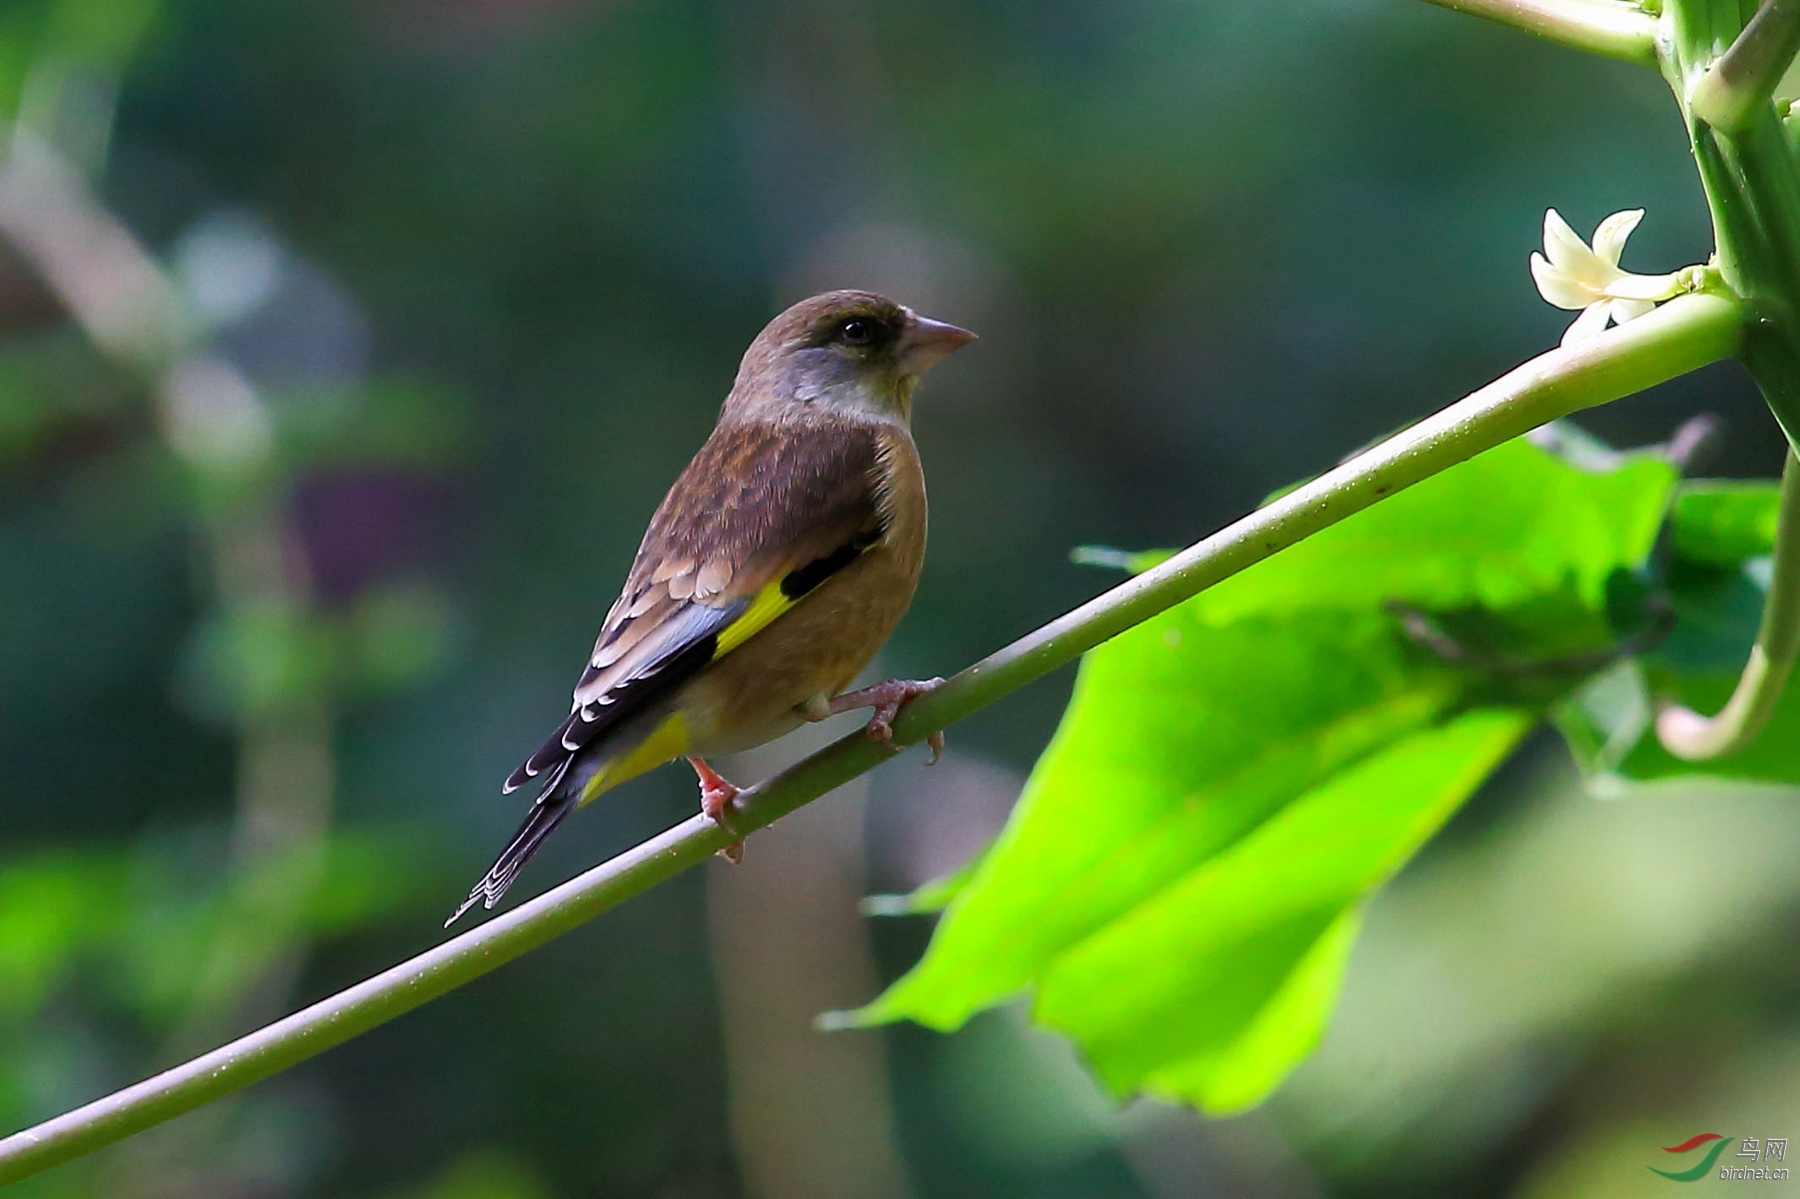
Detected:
left=448, top=290, right=975, bottom=925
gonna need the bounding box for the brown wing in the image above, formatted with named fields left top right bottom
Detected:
left=504, top=415, right=888, bottom=793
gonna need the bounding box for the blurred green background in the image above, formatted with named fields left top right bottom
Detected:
left=3, top=0, right=1798, bottom=1196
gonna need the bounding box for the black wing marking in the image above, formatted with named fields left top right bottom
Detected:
left=503, top=598, right=745, bottom=793
left=779, top=523, right=884, bottom=600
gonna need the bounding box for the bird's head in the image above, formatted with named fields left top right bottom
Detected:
left=726, top=290, right=975, bottom=425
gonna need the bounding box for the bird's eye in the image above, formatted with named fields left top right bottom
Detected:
left=839, top=318, right=875, bottom=346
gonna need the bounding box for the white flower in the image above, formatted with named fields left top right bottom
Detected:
left=1530, top=208, right=1688, bottom=347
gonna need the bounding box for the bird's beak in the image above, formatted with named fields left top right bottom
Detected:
left=898, top=313, right=977, bottom=376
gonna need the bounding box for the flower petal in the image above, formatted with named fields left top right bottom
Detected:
left=1560, top=301, right=1614, bottom=347
left=1543, top=208, right=1606, bottom=276
left=1601, top=270, right=1682, bottom=302
left=1609, top=297, right=1656, bottom=324
left=1590, top=209, right=1645, bottom=267
left=1531, top=251, right=1596, bottom=309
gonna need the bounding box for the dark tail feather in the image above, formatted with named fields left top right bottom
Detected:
left=447, top=763, right=578, bottom=928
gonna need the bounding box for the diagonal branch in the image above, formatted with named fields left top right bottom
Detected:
left=1656, top=445, right=1800, bottom=758
left=1415, top=0, right=1660, bottom=66
left=0, top=291, right=1746, bottom=1185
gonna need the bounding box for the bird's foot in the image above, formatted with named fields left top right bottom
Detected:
left=688, top=756, right=744, bottom=863
left=828, top=677, right=947, bottom=764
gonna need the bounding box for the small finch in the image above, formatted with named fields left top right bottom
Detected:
left=450, top=290, right=974, bottom=924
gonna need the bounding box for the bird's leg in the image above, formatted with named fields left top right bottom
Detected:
left=688, top=756, right=744, bottom=864
left=827, top=677, right=947, bottom=764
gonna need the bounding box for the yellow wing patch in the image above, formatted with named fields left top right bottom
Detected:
left=715, top=578, right=799, bottom=655
left=574, top=582, right=798, bottom=807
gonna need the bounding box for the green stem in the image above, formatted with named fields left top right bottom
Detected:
left=1663, top=0, right=1800, bottom=755
left=1688, top=0, right=1800, bottom=135
left=1672, top=0, right=1800, bottom=446
left=1416, top=0, right=1660, bottom=65
left=0, top=291, right=1745, bottom=1185
left=1656, top=446, right=1800, bottom=757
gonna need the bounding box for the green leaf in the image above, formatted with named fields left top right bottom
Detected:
left=1198, top=437, right=1675, bottom=622
left=347, top=582, right=461, bottom=694
left=0, top=853, right=122, bottom=1014
left=1140, top=905, right=1362, bottom=1112
left=1558, top=476, right=1800, bottom=784
left=854, top=607, right=1471, bottom=1031
left=1036, top=710, right=1527, bottom=1110
left=1670, top=481, right=1779, bottom=566
left=859, top=855, right=984, bottom=918
left=1070, top=545, right=1174, bottom=573
left=852, top=433, right=1680, bottom=1112
left=1567, top=661, right=1800, bottom=784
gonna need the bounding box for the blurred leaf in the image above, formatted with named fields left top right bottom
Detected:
left=1551, top=659, right=1654, bottom=786
left=853, top=435, right=1679, bottom=1111
left=347, top=581, right=461, bottom=694
left=1557, top=477, right=1800, bottom=784
left=0, top=6, right=40, bottom=124
left=0, top=826, right=431, bottom=1038
left=381, top=1152, right=550, bottom=1199
left=1670, top=480, right=1780, bottom=566
left=177, top=582, right=462, bottom=717
left=0, top=851, right=122, bottom=1013
left=0, top=336, right=143, bottom=475
left=1561, top=660, right=1800, bottom=785
left=301, top=825, right=439, bottom=932
left=174, top=603, right=339, bottom=723
left=1629, top=672, right=1800, bottom=782
left=275, top=376, right=473, bottom=471
left=0, top=372, right=55, bottom=468
left=37, top=0, right=161, bottom=73
left=859, top=855, right=984, bottom=918
left=115, top=826, right=435, bottom=1023
left=8, top=0, right=163, bottom=170
left=1069, top=545, right=1173, bottom=573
